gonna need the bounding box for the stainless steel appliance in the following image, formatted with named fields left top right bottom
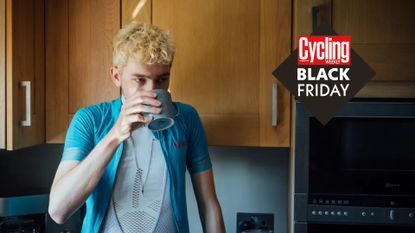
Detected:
left=293, top=98, right=415, bottom=233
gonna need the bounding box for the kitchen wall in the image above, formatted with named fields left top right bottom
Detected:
left=186, top=146, right=290, bottom=233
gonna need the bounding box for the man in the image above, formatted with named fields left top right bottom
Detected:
left=48, top=21, right=225, bottom=233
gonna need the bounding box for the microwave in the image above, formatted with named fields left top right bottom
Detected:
left=293, top=98, right=415, bottom=233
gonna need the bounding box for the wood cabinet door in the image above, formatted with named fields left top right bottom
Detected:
left=295, top=0, right=415, bottom=82
left=151, top=0, right=291, bottom=146
left=46, top=0, right=120, bottom=143
left=293, top=0, right=415, bottom=98
left=3, top=0, right=45, bottom=150
left=332, top=0, right=415, bottom=81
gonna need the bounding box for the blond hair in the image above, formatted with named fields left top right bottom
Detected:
left=113, top=21, right=175, bottom=72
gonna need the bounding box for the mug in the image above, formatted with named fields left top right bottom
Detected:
left=144, top=89, right=176, bottom=131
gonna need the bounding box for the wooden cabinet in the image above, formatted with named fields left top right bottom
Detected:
left=45, top=0, right=120, bottom=143
left=332, top=0, right=415, bottom=81
left=3, top=0, right=291, bottom=148
left=294, top=0, right=415, bottom=82
left=0, top=0, right=45, bottom=150
left=45, top=0, right=292, bottom=147
left=4, top=0, right=414, bottom=149
left=121, top=0, right=292, bottom=147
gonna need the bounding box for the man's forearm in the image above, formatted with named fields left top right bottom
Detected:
left=202, top=201, right=226, bottom=233
left=48, top=131, right=120, bottom=223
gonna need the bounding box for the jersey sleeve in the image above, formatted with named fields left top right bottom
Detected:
left=186, top=106, right=212, bottom=173
left=61, top=107, right=95, bottom=161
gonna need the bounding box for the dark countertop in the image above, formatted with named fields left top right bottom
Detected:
left=0, top=144, right=63, bottom=197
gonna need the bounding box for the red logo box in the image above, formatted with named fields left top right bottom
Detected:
left=298, top=36, right=351, bottom=65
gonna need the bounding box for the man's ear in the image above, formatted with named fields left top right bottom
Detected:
left=110, top=66, right=121, bottom=88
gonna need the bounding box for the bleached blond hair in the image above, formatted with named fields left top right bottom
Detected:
left=113, top=21, right=175, bottom=72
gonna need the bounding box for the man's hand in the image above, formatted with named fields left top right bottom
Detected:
left=111, top=91, right=162, bottom=143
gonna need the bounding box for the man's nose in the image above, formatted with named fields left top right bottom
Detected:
left=144, top=80, right=157, bottom=91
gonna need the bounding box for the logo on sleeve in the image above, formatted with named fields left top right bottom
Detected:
left=174, top=140, right=189, bottom=149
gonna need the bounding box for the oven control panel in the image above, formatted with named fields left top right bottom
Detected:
left=308, top=205, right=415, bottom=225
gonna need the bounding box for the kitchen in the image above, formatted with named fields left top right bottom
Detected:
left=1, top=0, right=414, bottom=232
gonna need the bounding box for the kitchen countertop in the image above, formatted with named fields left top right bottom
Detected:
left=0, top=144, right=63, bottom=216
left=0, top=144, right=62, bottom=197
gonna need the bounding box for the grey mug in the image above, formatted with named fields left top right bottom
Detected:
left=144, top=89, right=176, bottom=131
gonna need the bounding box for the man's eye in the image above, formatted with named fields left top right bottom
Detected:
left=157, top=77, right=169, bottom=84
left=135, top=78, right=145, bottom=83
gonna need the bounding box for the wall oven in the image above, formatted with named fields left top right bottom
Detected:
left=293, top=98, right=415, bottom=233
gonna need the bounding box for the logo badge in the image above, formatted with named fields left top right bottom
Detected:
left=273, top=24, right=375, bottom=125
left=298, top=36, right=351, bottom=65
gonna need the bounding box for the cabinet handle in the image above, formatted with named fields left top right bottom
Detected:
left=272, top=83, right=278, bottom=126
left=20, top=81, right=31, bottom=126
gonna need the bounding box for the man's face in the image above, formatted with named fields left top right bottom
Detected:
left=111, top=59, right=171, bottom=99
